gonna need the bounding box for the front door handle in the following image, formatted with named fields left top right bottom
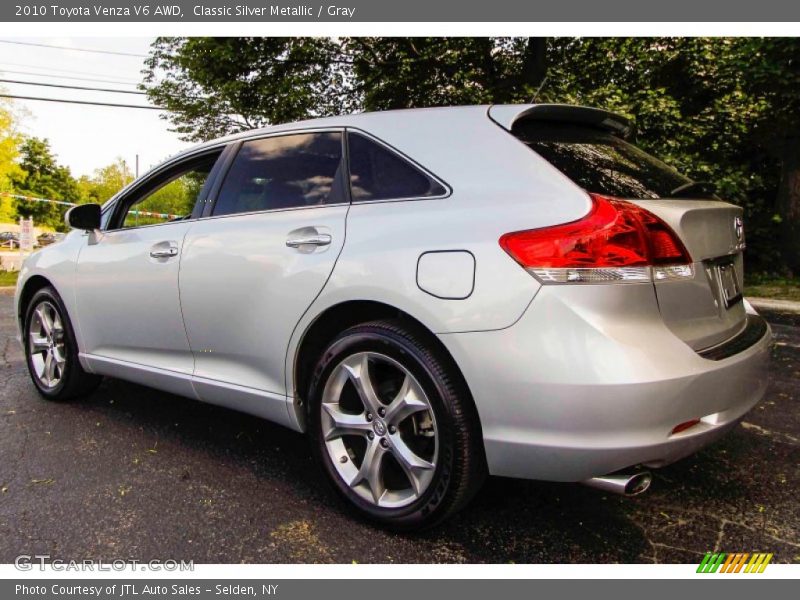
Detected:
left=286, top=233, right=332, bottom=248
left=150, top=242, right=179, bottom=259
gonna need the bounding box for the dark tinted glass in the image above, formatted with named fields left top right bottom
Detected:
left=348, top=132, right=446, bottom=201
left=213, top=132, right=344, bottom=216
left=514, top=123, right=698, bottom=199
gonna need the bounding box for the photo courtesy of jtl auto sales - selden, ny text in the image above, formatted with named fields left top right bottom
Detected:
left=0, top=0, right=798, bottom=597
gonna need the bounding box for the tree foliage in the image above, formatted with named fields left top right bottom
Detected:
left=142, top=37, right=352, bottom=140
left=0, top=131, right=136, bottom=231
left=77, top=158, right=134, bottom=205
left=0, top=97, right=24, bottom=222
left=543, top=38, right=800, bottom=271
left=10, top=137, right=81, bottom=230
left=142, top=37, right=548, bottom=142
left=0, top=99, right=23, bottom=191
left=141, top=37, right=800, bottom=273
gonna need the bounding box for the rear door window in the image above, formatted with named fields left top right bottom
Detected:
left=347, top=132, right=446, bottom=201
left=212, top=132, right=345, bottom=216
left=513, top=122, right=706, bottom=199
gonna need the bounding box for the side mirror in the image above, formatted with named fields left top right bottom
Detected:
left=65, top=204, right=101, bottom=231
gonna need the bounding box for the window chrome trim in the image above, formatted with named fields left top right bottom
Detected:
left=191, top=201, right=351, bottom=224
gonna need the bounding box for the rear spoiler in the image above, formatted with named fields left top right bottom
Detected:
left=488, top=104, right=634, bottom=139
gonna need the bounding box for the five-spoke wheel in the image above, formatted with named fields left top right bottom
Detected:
left=321, top=351, right=438, bottom=508
left=309, top=319, right=486, bottom=530
left=28, top=300, right=67, bottom=389
left=23, top=286, right=101, bottom=400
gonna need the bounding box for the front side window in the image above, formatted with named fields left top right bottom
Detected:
left=212, top=132, right=345, bottom=216
left=347, top=132, right=447, bottom=202
left=118, top=154, right=219, bottom=229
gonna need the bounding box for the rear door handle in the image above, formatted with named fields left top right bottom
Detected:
left=286, top=233, right=332, bottom=248
left=150, top=242, right=179, bottom=259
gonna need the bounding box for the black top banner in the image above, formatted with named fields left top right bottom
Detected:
left=2, top=0, right=800, bottom=22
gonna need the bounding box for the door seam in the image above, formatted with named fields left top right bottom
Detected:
left=176, top=223, right=201, bottom=401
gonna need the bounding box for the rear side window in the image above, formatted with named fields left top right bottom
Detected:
left=513, top=122, right=701, bottom=199
left=347, top=132, right=446, bottom=201
left=213, top=132, right=345, bottom=216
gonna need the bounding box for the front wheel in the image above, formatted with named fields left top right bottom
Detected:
left=23, top=286, right=101, bottom=400
left=308, top=320, right=486, bottom=530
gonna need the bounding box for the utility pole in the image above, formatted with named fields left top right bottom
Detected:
left=135, top=154, right=139, bottom=179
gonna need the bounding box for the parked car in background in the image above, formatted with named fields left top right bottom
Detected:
left=0, top=232, right=19, bottom=249
left=14, top=104, right=771, bottom=529
left=37, top=232, right=66, bottom=247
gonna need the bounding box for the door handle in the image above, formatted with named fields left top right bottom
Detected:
left=286, top=233, right=332, bottom=248
left=150, top=242, right=179, bottom=259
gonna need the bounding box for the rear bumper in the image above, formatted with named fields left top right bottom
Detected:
left=438, top=284, right=771, bottom=482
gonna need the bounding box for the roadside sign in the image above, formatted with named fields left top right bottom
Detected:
left=19, top=217, right=34, bottom=252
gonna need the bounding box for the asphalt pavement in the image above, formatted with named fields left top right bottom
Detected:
left=0, top=289, right=797, bottom=564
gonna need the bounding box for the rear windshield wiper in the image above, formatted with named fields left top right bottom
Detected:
left=667, top=181, right=718, bottom=199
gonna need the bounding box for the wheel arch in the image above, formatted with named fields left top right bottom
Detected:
left=17, top=274, right=54, bottom=330
left=291, top=300, right=482, bottom=439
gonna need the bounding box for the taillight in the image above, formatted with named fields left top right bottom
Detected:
left=670, top=419, right=701, bottom=435
left=499, top=193, right=693, bottom=284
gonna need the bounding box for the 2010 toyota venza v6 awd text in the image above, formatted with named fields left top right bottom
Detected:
left=15, top=104, right=771, bottom=529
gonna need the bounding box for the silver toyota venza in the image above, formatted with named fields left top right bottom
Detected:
left=15, top=105, right=771, bottom=529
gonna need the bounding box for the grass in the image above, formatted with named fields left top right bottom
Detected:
left=745, top=274, right=800, bottom=302
left=0, top=270, right=18, bottom=287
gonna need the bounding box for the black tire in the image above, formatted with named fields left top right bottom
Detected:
left=307, top=319, right=486, bottom=530
left=23, top=286, right=101, bottom=401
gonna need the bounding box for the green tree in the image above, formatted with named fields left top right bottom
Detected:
left=0, top=97, right=25, bottom=222
left=77, top=158, right=134, bottom=204
left=11, top=137, right=81, bottom=231
left=731, top=39, right=800, bottom=272
left=143, top=37, right=351, bottom=141
left=543, top=38, right=797, bottom=272
left=143, top=37, right=547, bottom=142
left=143, top=37, right=800, bottom=273
left=345, top=37, right=546, bottom=111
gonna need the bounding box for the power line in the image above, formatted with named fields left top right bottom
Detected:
left=0, top=94, right=164, bottom=110
left=0, top=40, right=148, bottom=58
left=0, top=61, right=141, bottom=82
left=0, top=78, right=146, bottom=96
left=0, top=69, right=140, bottom=86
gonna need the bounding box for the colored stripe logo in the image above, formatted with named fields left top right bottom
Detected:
left=697, top=552, right=773, bottom=573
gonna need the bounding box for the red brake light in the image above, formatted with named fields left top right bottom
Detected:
left=499, top=194, right=692, bottom=284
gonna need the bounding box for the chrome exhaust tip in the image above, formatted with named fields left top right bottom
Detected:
left=582, top=471, right=652, bottom=496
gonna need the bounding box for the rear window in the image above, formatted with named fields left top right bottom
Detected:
left=513, top=122, right=702, bottom=199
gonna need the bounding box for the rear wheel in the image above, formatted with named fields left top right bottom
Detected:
left=308, top=319, right=486, bottom=530
left=24, top=286, right=101, bottom=400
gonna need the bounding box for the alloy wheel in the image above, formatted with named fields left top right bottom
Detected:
left=321, top=351, right=438, bottom=508
left=28, top=300, right=67, bottom=389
